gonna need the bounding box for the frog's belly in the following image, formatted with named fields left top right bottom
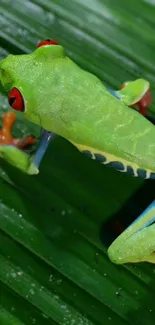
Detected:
left=71, top=142, right=155, bottom=180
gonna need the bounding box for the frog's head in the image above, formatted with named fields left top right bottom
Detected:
left=0, top=40, right=66, bottom=128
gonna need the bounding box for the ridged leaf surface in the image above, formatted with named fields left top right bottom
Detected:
left=1, top=1, right=155, bottom=324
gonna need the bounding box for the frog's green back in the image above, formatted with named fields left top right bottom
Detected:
left=1, top=44, right=155, bottom=178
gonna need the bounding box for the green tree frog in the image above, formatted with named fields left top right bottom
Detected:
left=0, top=39, right=153, bottom=179
left=0, top=39, right=155, bottom=265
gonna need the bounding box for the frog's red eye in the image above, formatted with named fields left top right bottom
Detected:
left=37, top=39, right=59, bottom=48
left=8, top=87, right=25, bottom=112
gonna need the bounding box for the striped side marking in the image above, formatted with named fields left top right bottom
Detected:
left=70, top=141, right=155, bottom=180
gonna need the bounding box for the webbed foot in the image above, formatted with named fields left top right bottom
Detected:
left=0, top=111, right=55, bottom=175
left=0, top=111, right=38, bottom=174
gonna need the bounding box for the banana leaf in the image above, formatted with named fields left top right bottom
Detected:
left=1, top=1, right=155, bottom=324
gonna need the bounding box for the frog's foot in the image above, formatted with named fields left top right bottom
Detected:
left=0, top=115, right=55, bottom=174
left=108, top=200, right=155, bottom=264
left=0, top=111, right=39, bottom=174
left=0, top=112, right=56, bottom=174
left=0, top=144, right=39, bottom=174
left=0, top=111, right=36, bottom=149
left=119, top=80, right=152, bottom=116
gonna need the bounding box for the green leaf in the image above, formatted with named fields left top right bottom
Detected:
left=1, top=1, right=155, bottom=324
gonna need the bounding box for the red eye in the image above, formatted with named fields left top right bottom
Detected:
left=8, top=87, right=25, bottom=112
left=37, top=39, right=59, bottom=48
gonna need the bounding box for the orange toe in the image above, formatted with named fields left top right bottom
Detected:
left=0, top=111, right=17, bottom=145
left=0, top=111, right=37, bottom=149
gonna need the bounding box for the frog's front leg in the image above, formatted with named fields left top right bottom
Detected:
left=0, top=111, right=54, bottom=174
left=119, top=80, right=151, bottom=116
left=0, top=111, right=36, bottom=148
left=29, top=129, right=55, bottom=174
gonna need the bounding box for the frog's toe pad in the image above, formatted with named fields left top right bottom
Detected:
left=27, top=161, right=39, bottom=175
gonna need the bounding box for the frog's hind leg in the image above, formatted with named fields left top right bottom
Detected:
left=108, top=79, right=152, bottom=116
left=108, top=200, right=155, bottom=264
left=118, top=79, right=151, bottom=116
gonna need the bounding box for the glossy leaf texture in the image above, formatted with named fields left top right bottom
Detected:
left=1, top=1, right=155, bottom=325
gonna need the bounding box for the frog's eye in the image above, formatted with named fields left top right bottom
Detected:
left=8, top=87, right=25, bottom=112
left=37, top=39, right=59, bottom=48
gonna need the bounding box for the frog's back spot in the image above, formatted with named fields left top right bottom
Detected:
left=137, top=168, right=146, bottom=179
left=82, top=150, right=107, bottom=163
left=126, top=166, right=135, bottom=176
left=82, top=150, right=125, bottom=171
left=94, top=153, right=107, bottom=163
left=150, top=173, right=155, bottom=179
left=80, top=148, right=155, bottom=180
left=82, top=150, right=93, bottom=159
left=108, top=161, right=125, bottom=171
